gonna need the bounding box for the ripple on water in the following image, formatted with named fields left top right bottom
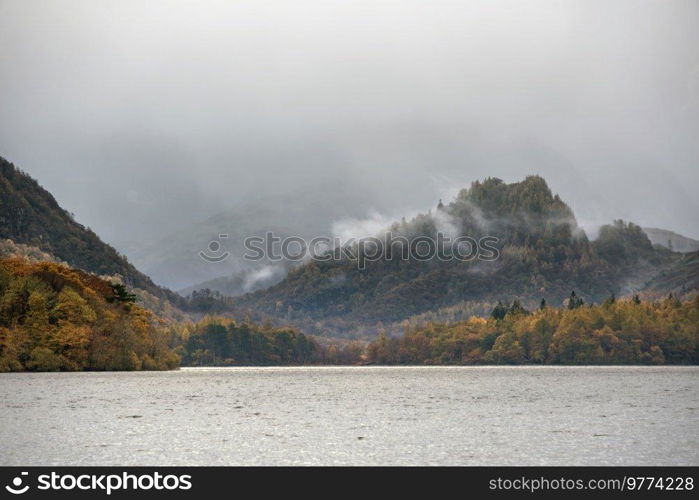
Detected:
left=0, top=366, right=697, bottom=466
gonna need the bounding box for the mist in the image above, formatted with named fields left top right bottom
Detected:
left=1, top=0, right=697, bottom=269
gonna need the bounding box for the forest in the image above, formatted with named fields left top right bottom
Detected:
left=1, top=255, right=697, bottom=370
left=170, top=317, right=363, bottom=366
left=0, top=258, right=179, bottom=371
left=365, top=294, right=699, bottom=365
left=168, top=293, right=699, bottom=366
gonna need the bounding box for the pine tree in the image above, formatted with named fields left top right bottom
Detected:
left=491, top=301, right=508, bottom=320
left=508, top=298, right=529, bottom=316
left=568, top=290, right=584, bottom=310
left=108, top=283, right=136, bottom=303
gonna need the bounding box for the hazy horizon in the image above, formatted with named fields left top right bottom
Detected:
left=1, top=0, right=698, bottom=259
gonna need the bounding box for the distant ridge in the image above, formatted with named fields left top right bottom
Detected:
left=642, top=250, right=699, bottom=295
left=643, top=227, right=699, bottom=253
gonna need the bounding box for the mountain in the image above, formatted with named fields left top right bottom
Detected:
left=127, top=181, right=405, bottom=291
left=178, top=264, right=291, bottom=297
left=641, top=250, right=699, bottom=297
left=226, top=176, right=685, bottom=337
left=3, top=157, right=693, bottom=343
left=643, top=227, right=699, bottom=253
left=0, top=156, right=182, bottom=306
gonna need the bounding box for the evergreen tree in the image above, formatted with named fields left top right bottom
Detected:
left=567, top=290, right=584, bottom=310
left=108, top=283, right=137, bottom=304
left=491, top=301, right=508, bottom=320
left=507, top=298, right=529, bottom=316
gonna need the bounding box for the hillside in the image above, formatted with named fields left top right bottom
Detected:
left=0, top=258, right=180, bottom=371
left=227, top=176, right=684, bottom=337
left=643, top=227, right=699, bottom=253
left=641, top=251, right=699, bottom=297
left=0, top=156, right=183, bottom=306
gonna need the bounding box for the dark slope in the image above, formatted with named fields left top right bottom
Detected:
left=0, top=156, right=182, bottom=305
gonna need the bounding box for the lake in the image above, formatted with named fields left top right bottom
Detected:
left=0, top=366, right=697, bottom=466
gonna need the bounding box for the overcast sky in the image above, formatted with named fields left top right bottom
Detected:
left=1, top=0, right=698, bottom=253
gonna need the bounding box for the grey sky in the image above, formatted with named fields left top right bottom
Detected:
left=1, top=0, right=698, bottom=258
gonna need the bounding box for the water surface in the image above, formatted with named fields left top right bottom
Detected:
left=1, top=366, right=696, bottom=465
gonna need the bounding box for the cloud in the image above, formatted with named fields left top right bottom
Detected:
left=0, top=0, right=696, bottom=273
left=331, top=211, right=403, bottom=244
left=243, top=265, right=284, bottom=292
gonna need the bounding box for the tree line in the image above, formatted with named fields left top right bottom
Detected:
left=2, top=257, right=696, bottom=370
left=169, top=316, right=364, bottom=366
left=366, top=294, right=698, bottom=365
